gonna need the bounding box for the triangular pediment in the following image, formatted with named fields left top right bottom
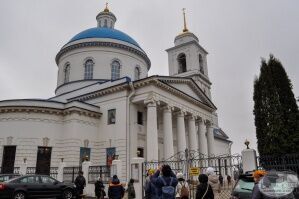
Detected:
left=157, top=76, right=216, bottom=110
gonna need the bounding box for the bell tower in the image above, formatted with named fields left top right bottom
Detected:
left=166, top=9, right=212, bottom=99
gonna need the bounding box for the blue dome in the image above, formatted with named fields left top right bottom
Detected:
left=68, top=27, right=141, bottom=48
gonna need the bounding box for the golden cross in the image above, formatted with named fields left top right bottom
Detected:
left=106, top=2, right=108, bottom=9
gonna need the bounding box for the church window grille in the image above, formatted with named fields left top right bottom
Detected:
left=134, top=66, right=141, bottom=80
left=199, top=54, right=204, bottom=74
left=111, top=60, right=120, bottom=80
left=64, top=63, right=70, bottom=83
left=178, top=53, right=187, bottom=74
left=108, top=109, right=116, bottom=124
left=84, top=59, right=94, bottom=80
left=137, top=111, right=143, bottom=125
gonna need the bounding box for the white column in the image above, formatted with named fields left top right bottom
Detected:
left=163, top=106, right=174, bottom=160
left=188, top=115, right=198, bottom=151
left=146, top=101, right=158, bottom=161
left=206, top=123, right=215, bottom=157
left=198, top=119, right=208, bottom=156
left=176, top=111, right=187, bottom=154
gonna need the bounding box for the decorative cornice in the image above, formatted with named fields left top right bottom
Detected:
left=0, top=106, right=101, bottom=119
left=56, top=41, right=151, bottom=69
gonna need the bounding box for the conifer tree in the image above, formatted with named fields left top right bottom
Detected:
left=253, top=55, right=299, bottom=156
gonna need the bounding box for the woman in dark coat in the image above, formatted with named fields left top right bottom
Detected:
left=95, top=177, right=105, bottom=199
left=127, top=179, right=136, bottom=199
left=196, top=174, right=214, bottom=199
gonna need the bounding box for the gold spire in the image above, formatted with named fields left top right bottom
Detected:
left=104, top=2, right=109, bottom=12
left=182, top=8, right=188, bottom=32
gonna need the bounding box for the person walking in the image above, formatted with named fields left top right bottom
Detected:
left=151, top=164, right=178, bottom=199
left=144, top=168, right=157, bottom=199
left=74, top=171, right=86, bottom=199
left=127, top=179, right=136, bottom=199
left=196, top=174, right=214, bottom=199
left=175, top=172, right=189, bottom=199
left=206, top=167, right=220, bottom=199
left=218, top=174, right=223, bottom=187
left=108, top=175, right=125, bottom=199
left=95, top=177, right=106, bottom=199
left=226, top=175, right=231, bottom=187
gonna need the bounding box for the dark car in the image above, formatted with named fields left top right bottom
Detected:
left=231, top=173, right=255, bottom=199
left=0, top=175, right=75, bottom=199
left=0, top=174, right=21, bottom=182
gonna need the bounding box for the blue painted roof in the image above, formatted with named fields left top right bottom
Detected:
left=68, top=27, right=141, bottom=48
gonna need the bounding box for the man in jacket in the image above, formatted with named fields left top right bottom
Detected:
left=108, top=175, right=125, bottom=199
left=75, top=171, right=86, bottom=199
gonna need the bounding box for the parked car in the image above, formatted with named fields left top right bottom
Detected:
left=0, top=174, right=21, bottom=182
left=230, top=173, right=255, bottom=199
left=0, top=175, right=75, bottom=199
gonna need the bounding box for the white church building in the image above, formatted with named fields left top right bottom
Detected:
left=0, top=5, right=231, bottom=179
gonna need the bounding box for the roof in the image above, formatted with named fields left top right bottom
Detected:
left=68, top=27, right=141, bottom=48
left=213, top=128, right=231, bottom=141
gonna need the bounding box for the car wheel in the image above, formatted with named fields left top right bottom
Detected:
left=13, top=192, right=26, bottom=199
left=63, top=189, right=73, bottom=199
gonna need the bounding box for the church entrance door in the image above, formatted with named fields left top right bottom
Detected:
left=36, top=147, right=52, bottom=175
left=1, top=146, right=16, bottom=174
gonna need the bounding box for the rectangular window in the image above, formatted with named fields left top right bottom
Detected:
left=108, top=109, right=116, bottom=124
left=137, top=111, right=143, bottom=125
left=137, top=147, right=144, bottom=158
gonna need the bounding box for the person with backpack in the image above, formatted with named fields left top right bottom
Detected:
left=127, top=179, right=136, bottom=199
left=151, top=164, right=178, bottom=199
left=196, top=174, right=214, bottom=199
left=175, top=172, right=189, bottom=199
left=74, top=171, right=86, bottom=199
left=95, top=177, right=106, bottom=199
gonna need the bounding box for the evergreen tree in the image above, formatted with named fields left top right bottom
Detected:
left=253, top=55, right=299, bottom=156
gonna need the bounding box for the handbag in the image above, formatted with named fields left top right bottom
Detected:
left=201, top=184, right=209, bottom=199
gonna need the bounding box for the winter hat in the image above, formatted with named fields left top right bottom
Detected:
left=113, top=175, right=118, bottom=179
left=176, top=172, right=184, bottom=180
left=147, top=168, right=155, bottom=175
left=206, top=167, right=215, bottom=175
left=198, top=174, right=209, bottom=183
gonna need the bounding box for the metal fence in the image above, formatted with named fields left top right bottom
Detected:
left=143, top=150, right=242, bottom=199
left=257, top=153, right=299, bottom=175
left=26, top=167, right=36, bottom=175
left=63, top=166, right=81, bottom=183
left=50, top=167, right=58, bottom=179
left=88, top=165, right=111, bottom=184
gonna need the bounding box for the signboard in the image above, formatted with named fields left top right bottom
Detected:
left=189, top=167, right=200, bottom=176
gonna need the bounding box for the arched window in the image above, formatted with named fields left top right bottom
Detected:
left=178, top=53, right=187, bottom=74
left=111, top=60, right=121, bottom=80
left=134, top=66, right=141, bottom=80
left=199, top=54, right=204, bottom=74
left=64, top=63, right=70, bottom=83
left=104, top=19, right=108, bottom=27
left=84, top=59, right=94, bottom=80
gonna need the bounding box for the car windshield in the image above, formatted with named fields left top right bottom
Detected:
left=234, top=178, right=255, bottom=193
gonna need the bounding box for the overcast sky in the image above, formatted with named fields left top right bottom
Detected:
left=0, top=0, right=298, bottom=154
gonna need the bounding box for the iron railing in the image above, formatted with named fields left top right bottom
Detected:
left=88, top=165, right=111, bottom=184
left=50, top=167, right=58, bottom=179
left=26, top=167, right=36, bottom=175
left=63, top=166, right=81, bottom=183
left=257, top=153, right=299, bottom=175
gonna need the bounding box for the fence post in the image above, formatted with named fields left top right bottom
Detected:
left=82, top=161, right=92, bottom=197
left=19, top=161, right=27, bottom=175
left=111, top=159, right=122, bottom=181
left=57, top=161, right=66, bottom=182
left=131, top=157, right=144, bottom=199
left=241, top=148, right=257, bottom=173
